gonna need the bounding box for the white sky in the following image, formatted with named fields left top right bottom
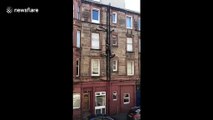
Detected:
left=125, top=0, right=140, bottom=12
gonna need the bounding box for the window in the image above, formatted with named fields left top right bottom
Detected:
left=127, top=61, right=134, bottom=75
left=91, top=59, right=100, bottom=76
left=93, top=0, right=100, bottom=1
left=127, top=38, right=133, bottom=52
left=139, top=39, right=141, bottom=52
left=138, top=18, right=140, bottom=30
left=91, top=33, right=100, bottom=49
left=73, top=5, right=74, bottom=18
left=77, top=31, right=81, bottom=48
left=73, top=93, right=80, bottom=109
left=126, top=16, right=133, bottom=29
left=77, top=6, right=80, bottom=20
left=92, top=8, right=100, bottom=23
left=76, top=60, right=79, bottom=77
left=112, top=12, right=117, bottom=23
left=123, top=93, right=130, bottom=104
left=112, top=35, right=118, bottom=46
left=112, top=60, right=118, bottom=72
left=112, top=91, right=117, bottom=101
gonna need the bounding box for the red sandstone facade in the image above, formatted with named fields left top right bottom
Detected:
left=73, top=0, right=141, bottom=119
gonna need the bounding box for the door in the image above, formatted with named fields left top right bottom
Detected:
left=83, top=92, right=90, bottom=111
left=95, top=91, right=106, bottom=114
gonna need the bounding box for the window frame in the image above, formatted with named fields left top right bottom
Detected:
left=123, top=93, right=130, bottom=104
left=91, top=8, right=100, bottom=23
left=112, top=91, right=117, bottom=101
left=73, top=93, right=81, bottom=109
left=112, top=60, right=118, bottom=72
left=127, top=38, right=133, bottom=52
left=112, top=34, right=118, bottom=46
left=91, top=59, right=100, bottom=76
left=139, top=39, right=141, bottom=53
left=76, top=59, right=80, bottom=77
left=77, top=30, right=81, bottom=48
left=127, top=61, right=134, bottom=76
left=126, top=15, right=133, bottom=29
left=91, top=33, right=100, bottom=49
left=112, top=12, right=117, bottom=23
left=77, top=5, right=80, bottom=20
left=138, top=18, right=140, bottom=30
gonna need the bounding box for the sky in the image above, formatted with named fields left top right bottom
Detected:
left=125, top=0, right=140, bottom=12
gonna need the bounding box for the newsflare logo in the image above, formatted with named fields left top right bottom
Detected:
left=6, top=6, right=39, bottom=14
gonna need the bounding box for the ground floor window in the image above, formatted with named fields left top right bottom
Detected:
left=123, top=93, right=130, bottom=104
left=95, top=92, right=106, bottom=114
left=112, top=91, right=117, bottom=101
left=73, top=93, right=80, bottom=109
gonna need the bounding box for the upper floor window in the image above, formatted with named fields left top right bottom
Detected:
left=76, top=60, right=80, bottom=77
left=138, top=18, right=140, bottom=30
left=127, top=38, right=133, bottom=52
left=112, top=35, right=118, bottom=46
left=139, top=39, right=141, bottom=52
left=127, top=61, right=134, bottom=75
left=92, top=8, right=100, bottom=23
left=112, top=12, right=117, bottom=23
left=126, top=15, right=133, bottom=29
left=77, top=31, right=81, bottom=48
left=77, top=6, right=80, bottom=20
left=91, top=33, right=100, bottom=49
left=112, top=60, right=118, bottom=72
left=91, top=59, right=100, bottom=76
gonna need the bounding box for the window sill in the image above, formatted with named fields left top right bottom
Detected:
left=91, top=48, right=101, bottom=50
left=126, top=51, right=134, bottom=53
left=126, top=27, right=133, bottom=30
left=112, top=45, right=118, bottom=47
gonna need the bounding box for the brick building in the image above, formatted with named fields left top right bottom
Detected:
left=73, top=0, right=141, bottom=119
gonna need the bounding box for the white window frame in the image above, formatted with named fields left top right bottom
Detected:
left=112, top=91, right=117, bottom=101
left=77, top=31, right=81, bottom=48
left=76, top=59, right=80, bottom=77
left=93, top=0, right=100, bottom=2
left=123, top=93, right=130, bottom=104
left=112, top=12, right=117, bottom=23
left=139, top=39, right=141, bottom=52
left=77, top=5, right=80, bottom=20
left=91, top=33, right=100, bottom=49
left=127, top=61, right=134, bottom=76
left=126, top=15, right=133, bottom=29
left=91, top=59, right=100, bottom=76
left=73, top=93, right=80, bottom=109
left=138, top=18, right=140, bottom=30
left=91, top=8, right=100, bottom=23
left=127, top=38, right=133, bottom=52
left=112, top=60, right=118, bottom=72
left=112, top=35, right=118, bottom=46
left=95, top=91, right=106, bottom=114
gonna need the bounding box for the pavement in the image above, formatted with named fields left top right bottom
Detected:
left=111, top=113, right=128, bottom=120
